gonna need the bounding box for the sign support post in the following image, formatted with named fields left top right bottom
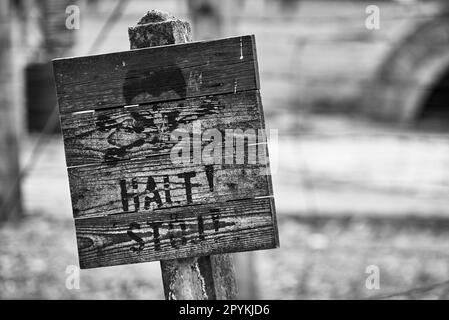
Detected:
left=128, top=10, right=238, bottom=300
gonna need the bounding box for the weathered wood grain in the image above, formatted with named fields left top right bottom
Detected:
left=61, top=90, right=265, bottom=167
left=53, top=35, right=259, bottom=114
left=69, top=154, right=270, bottom=219
left=75, top=197, right=277, bottom=269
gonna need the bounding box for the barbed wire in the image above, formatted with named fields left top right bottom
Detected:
left=370, top=279, right=449, bottom=300
left=232, top=10, right=449, bottom=24
left=278, top=131, right=449, bottom=139
left=260, top=71, right=449, bottom=93
left=235, top=10, right=449, bottom=33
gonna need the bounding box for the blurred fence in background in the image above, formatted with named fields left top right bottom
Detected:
left=67, top=0, right=449, bottom=123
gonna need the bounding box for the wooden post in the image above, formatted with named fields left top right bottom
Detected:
left=128, top=10, right=238, bottom=300
left=30, top=0, right=77, bottom=62
left=0, top=0, right=22, bottom=221
left=25, top=0, right=77, bottom=133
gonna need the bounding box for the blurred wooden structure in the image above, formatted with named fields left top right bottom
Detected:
left=0, top=0, right=80, bottom=220
left=0, top=0, right=22, bottom=221
left=24, top=0, right=76, bottom=132
left=69, top=0, right=449, bottom=126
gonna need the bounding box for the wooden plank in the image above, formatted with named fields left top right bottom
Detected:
left=53, top=35, right=259, bottom=114
left=61, top=90, right=265, bottom=167
left=75, top=197, right=277, bottom=269
left=69, top=153, right=270, bottom=219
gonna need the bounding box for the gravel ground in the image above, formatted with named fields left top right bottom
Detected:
left=0, top=216, right=164, bottom=299
left=2, top=214, right=449, bottom=299
left=257, top=216, right=449, bottom=299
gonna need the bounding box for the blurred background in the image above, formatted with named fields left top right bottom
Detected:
left=1, top=0, right=449, bottom=300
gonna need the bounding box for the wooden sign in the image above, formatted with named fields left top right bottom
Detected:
left=53, top=35, right=278, bottom=269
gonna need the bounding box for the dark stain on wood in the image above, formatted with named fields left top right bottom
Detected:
left=123, top=64, right=187, bottom=104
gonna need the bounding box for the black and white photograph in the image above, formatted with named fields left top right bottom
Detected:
left=1, top=0, right=449, bottom=306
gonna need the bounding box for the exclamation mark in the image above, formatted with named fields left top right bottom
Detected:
left=205, top=165, right=214, bottom=192
left=132, top=178, right=139, bottom=212
left=120, top=180, right=128, bottom=212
